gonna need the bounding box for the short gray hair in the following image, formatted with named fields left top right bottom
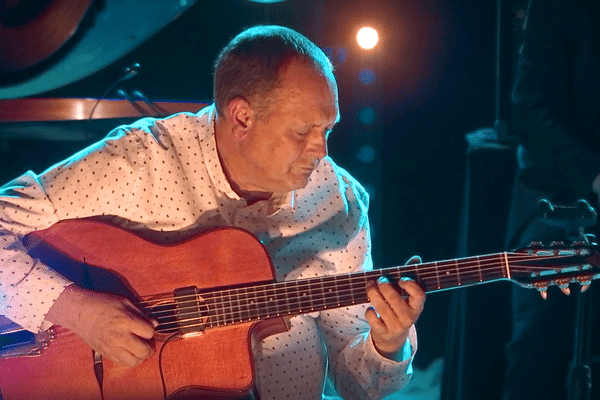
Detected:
left=213, top=25, right=334, bottom=118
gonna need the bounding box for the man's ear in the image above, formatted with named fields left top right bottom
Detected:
left=227, top=97, right=255, bottom=139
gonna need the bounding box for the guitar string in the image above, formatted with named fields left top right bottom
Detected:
left=137, top=252, right=591, bottom=321
left=44, top=256, right=516, bottom=337
left=135, top=251, right=587, bottom=310
left=143, top=253, right=594, bottom=331
left=42, top=252, right=596, bottom=337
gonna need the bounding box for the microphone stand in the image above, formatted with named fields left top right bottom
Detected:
left=538, top=200, right=597, bottom=400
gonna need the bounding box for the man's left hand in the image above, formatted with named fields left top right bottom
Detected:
left=365, top=256, right=425, bottom=360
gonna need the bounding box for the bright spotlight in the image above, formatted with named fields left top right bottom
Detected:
left=356, top=27, right=379, bottom=50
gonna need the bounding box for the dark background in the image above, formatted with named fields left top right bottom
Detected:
left=1, top=0, right=525, bottom=381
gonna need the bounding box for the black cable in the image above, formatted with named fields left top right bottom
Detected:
left=89, top=63, right=140, bottom=119
left=158, top=332, right=181, bottom=400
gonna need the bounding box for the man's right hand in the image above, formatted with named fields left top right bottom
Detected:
left=45, top=285, right=157, bottom=367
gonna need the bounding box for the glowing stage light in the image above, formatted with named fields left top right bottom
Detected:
left=358, top=69, right=375, bottom=84
left=357, top=144, right=376, bottom=163
left=358, top=107, right=376, bottom=125
left=356, top=27, right=379, bottom=50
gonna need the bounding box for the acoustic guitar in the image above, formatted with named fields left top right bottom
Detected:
left=0, top=218, right=598, bottom=399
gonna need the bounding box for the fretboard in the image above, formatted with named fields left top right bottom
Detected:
left=154, top=252, right=510, bottom=333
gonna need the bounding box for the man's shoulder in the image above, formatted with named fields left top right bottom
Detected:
left=109, top=105, right=213, bottom=145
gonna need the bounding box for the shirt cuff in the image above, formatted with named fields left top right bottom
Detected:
left=6, top=261, right=73, bottom=333
left=367, top=324, right=418, bottom=365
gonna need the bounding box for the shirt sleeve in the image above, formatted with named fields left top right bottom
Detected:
left=314, top=173, right=417, bottom=399
left=317, top=237, right=417, bottom=399
left=0, top=172, right=71, bottom=332
left=0, top=127, right=145, bottom=332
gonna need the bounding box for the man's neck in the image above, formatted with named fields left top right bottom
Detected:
left=231, top=185, right=273, bottom=205
left=214, top=115, right=273, bottom=205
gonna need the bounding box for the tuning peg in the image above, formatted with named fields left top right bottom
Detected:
left=560, top=286, right=571, bottom=296
left=581, top=284, right=590, bottom=293
left=539, top=290, right=548, bottom=300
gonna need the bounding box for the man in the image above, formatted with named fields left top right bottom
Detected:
left=0, top=26, right=425, bottom=399
left=503, top=0, right=600, bottom=399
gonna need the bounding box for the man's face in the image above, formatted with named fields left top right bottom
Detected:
left=236, top=60, right=340, bottom=194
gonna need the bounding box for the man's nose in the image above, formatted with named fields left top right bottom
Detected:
left=309, top=131, right=328, bottom=160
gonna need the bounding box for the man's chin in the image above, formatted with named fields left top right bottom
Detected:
left=278, top=177, right=311, bottom=193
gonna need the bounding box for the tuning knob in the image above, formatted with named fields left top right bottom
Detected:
left=581, top=284, right=591, bottom=293
left=559, top=286, right=571, bottom=296
left=539, top=289, right=548, bottom=300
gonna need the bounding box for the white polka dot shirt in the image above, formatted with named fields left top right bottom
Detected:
left=0, top=105, right=416, bottom=399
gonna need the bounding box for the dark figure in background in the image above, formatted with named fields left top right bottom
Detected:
left=504, top=0, right=600, bottom=399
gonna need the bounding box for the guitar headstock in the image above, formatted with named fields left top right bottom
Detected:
left=508, top=241, right=600, bottom=297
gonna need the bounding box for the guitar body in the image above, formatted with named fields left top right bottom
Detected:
left=0, top=219, right=285, bottom=399
left=1, top=218, right=599, bottom=399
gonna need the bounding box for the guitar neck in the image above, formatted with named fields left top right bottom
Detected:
left=166, top=253, right=509, bottom=331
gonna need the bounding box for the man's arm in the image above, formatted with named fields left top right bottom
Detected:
left=0, top=128, right=161, bottom=367
left=46, top=285, right=156, bottom=367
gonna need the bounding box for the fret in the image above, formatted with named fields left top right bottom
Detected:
left=223, top=289, right=234, bottom=325
left=239, top=286, right=252, bottom=322
left=433, top=262, right=441, bottom=290
left=229, top=288, right=241, bottom=324
left=480, top=254, right=507, bottom=281
left=454, top=259, right=462, bottom=286
left=201, top=293, right=214, bottom=328
left=504, top=252, right=511, bottom=279
left=320, top=276, right=339, bottom=310
left=199, top=252, right=520, bottom=327
left=319, top=275, right=339, bottom=308
left=210, top=293, right=222, bottom=327
left=255, top=288, right=270, bottom=320
left=246, top=286, right=259, bottom=320
left=295, top=280, right=314, bottom=313
left=281, top=281, right=295, bottom=315
left=336, top=275, right=352, bottom=308
left=457, top=257, right=481, bottom=286
left=267, top=285, right=282, bottom=317
left=313, top=275, right=326, bottom=311
left=436, top=260, right=461, bottom=290
left=283, top=281, right=294, bottom=315
left=349, top=273, right=369, bottom=305
left=477, top=255, right=483, bottom=282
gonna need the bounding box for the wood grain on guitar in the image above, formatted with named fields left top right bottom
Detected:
left=0, top=218, right=598, bottom=399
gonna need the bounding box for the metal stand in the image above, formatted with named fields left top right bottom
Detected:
left=538, top=199, right=597, bottom=400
